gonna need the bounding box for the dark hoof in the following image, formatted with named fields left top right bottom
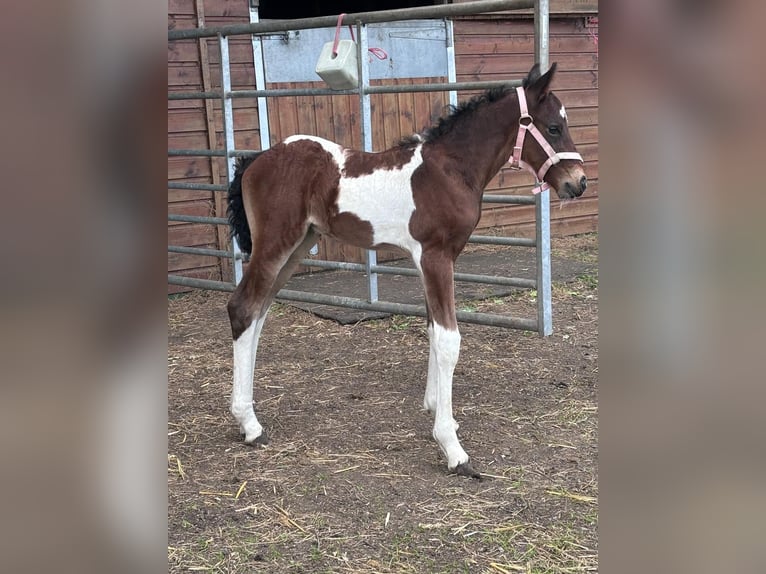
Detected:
left=244, top=433, right=269, bottom=446
left=453, top=462, right=482, bottom=480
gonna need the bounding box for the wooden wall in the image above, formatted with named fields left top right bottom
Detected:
left=168, top=1, right=598, bottom=291
left=168, top=0, right=259, bottom=293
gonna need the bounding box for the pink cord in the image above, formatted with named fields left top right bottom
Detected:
left=331, top=12, right=388, bottom=60
left=331, top=13, right=346, bottom=57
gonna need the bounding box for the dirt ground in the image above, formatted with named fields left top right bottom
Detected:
left=168, top=233, right=598, bottom=573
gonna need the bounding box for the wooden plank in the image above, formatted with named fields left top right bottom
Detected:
left=457, top=52, right=597, bottom=74
left=168, top=62, right=203, bottom=87
left=168, top=251, right=220, bottom=272
left=413, top=80, right=434, bottom=135
left=167, top=156, right=213, bottom=179
left=457, top=34, right=598, bottom=56
left=396, top=79, right=416, bottom=139
left=296, top=94, right=317, bottom=137
left=457, top=62, right=597, bottom=88
left=380, top=85, right=400, bottom=149
left=455, top=15, right=595, bottom=33
left=562, top=106, right=597, bottom=127
left=169, top=109, right=208, bottom=133
left=167, top=14, right=196, bottom=32
left=199, top=0, right=249, bottom=17
left=168, top=223, right=220, bottom=247
left=330, top=94, right=353, bottom=147
left=167, top=266, right=223, bottom=295
left=313, top=90, right=335, bottom=142
left=167, top=199, right=215, bottom=221
left=167, top=97, right=205, bottom=111
left=169, top=188, right=213, bottom=203
left=167, top=131, right=211, bottom=150
left=569, top=125, right=598, bottom=144
left=167, top=0, right=194, bottom=15
left=269, top=83, right=299, bottom=144
left=451, top=0, right=597, bottom=13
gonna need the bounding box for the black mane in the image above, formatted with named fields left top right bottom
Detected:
left=415, top=85, right=514, bottom=144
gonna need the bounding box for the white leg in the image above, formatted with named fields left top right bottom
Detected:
left=423, top=324, right=437, bottom=412
left=430, top=322, right=469, bottom=470
left=231, top=313, right=268, bottom=444
left=424, top=325, right=460, bottom=431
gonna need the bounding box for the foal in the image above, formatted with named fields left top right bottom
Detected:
left=226, top=63, right=586, bottom=477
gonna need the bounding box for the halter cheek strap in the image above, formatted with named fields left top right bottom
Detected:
left=509, top=86, right=583, bottom=194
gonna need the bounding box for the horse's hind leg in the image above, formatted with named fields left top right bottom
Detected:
left=226, top=227, right=318, bottom=445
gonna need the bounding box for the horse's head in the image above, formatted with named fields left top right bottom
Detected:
left=516, top=63, right=588, bottom=199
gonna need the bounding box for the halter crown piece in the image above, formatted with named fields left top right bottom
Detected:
left=509, top=86, right=584, bottom=194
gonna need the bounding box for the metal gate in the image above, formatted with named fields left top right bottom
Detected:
left=168, top=0, right=556, bottom=335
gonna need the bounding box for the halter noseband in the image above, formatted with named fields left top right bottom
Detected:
left=509, top=86, right=584, bottom=194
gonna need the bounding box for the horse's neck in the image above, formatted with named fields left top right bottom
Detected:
left=436, top=94, right=520, bottom=192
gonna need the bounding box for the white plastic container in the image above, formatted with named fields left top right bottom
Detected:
left=315, top=39, right=358, bottom=90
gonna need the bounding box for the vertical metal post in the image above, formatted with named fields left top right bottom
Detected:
left=357, top=21, right=379, bottom=302
left=535, top=188, right=552, bottom=336
left=219, top=34, right=243, bottom=284
left=249, top=3, right=271, bottom=151
left=535, top=0, right=551, bottom=335
left=534, top=0, right=550, bottom=71
left=445, top=19, right=458, bottom=108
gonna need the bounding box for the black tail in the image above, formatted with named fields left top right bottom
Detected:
left=227, top=153, right=262, bottom=254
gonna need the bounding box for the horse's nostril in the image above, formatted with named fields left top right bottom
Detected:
left=580, top=175, right=588, bottom=191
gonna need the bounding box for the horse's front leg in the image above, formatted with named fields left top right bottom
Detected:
left=423, top=326, right=459, bottom=433
left=428, top=323, right=479, bottom=478
left=420, top=255, right=480, bottom=478
left=423, top=338, right=437, bottom=412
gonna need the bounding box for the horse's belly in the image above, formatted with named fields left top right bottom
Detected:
left=335, top=149, right=423, bottom=252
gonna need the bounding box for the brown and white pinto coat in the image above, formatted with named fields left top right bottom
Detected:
left=226, top=63, right=586, bottom=478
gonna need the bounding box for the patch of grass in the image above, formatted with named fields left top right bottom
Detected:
left=390, top=316, right=414, bottom=331
left=575, top=271, right=598, bottom=291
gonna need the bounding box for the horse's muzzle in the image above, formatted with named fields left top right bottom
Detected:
left=563, top=175, right=587, bottom=198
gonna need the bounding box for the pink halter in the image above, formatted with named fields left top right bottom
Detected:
left=509, top=86, right=583, bottom=194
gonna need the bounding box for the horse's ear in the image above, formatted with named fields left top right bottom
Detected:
left=525, top=62, right=557, bottom=103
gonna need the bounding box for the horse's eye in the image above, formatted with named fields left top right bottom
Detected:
left=548, top=125, right=561, bottom=136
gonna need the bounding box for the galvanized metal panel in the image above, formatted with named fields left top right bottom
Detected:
left=261, top=20, right=449, bottom=83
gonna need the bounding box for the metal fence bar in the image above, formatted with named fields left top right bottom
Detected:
left=249, top=3, right=271, bottom=152
left=219, top=34, right=243, bottom=284
left=168, top=0, right=535, bottom=41
left=168, top=90, right=220, bottom=100
left=482, top=194, right=536, bottom=204
left=446, top=19, right=458, bottom=109
left=356, top=22, right=379, bottom=303
left=169, top=245, right=247, bottom=260
left=169, top=275, right=234, bottom=292
left=535, top=188, right=553, bottom=336
left=168, top=182, right=229, bottom=191
left=276, top=289, right=538, bottom=331
left=296, top=258, right=535, bottom=289
left=535, top=0, right=550, bottom=71
left=168, top=214, right=228, bottom=225
left=167, top=274, right=538, bottom=330
left=469, top=235, right=536, bottom=247
left=168, top=149, right=226, bottom=157
left=169, top=80, right=521, bottom=101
